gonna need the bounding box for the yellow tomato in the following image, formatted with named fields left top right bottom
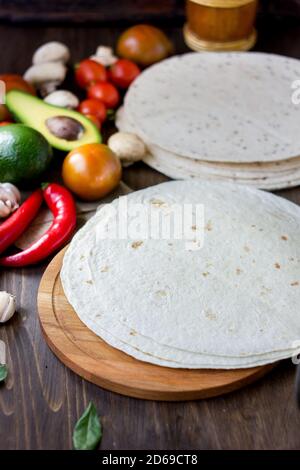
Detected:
left=62, top=143, right=121, bottom=201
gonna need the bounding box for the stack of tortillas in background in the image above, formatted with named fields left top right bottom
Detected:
left=117, top=52, right=300, bottom=190
left=61, top=181, right=300, bottom=369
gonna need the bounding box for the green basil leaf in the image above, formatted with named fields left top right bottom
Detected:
left=73, top=402, right=102, bottom=450
left=0, top=364, right=7, bottom=383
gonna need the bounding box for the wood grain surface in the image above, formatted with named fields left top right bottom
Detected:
left=1, top=18, right=300, bottom=450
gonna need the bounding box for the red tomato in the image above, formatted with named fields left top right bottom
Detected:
left=88, top=82, right=120, bottom=109
left=78, top=99, right=107, bottom=124
left=75, top=59, right=108, bottom=89
left=85, top=114, right=101, bottom=129
left=109, top=59, right=140, bottom=89
left=0, top=74, right=36, bottom=95
left=0, top=121, right=12, bottom=126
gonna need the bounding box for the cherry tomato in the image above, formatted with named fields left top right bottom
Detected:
left=88, top=82, right=120, bottom=109
left=75, top=59, right=108, bottom=89
left=109, top=59, right=140, bottom=89
left=78, top=99, right=107, bottom=124
left=85, top=114, right=101, bottom=129
left=62, top=143, right=122, bottom=201
left=0, top=74, right=36, bottom=95
left=0, top=121, right=12, bottom=126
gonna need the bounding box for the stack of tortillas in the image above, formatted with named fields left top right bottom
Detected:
left=117, top=52, right=300, bottom=190
left=61, top=180, right=300, bottom=369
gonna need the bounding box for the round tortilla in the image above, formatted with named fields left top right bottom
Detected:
left=61, top=204, right=297, bottom=369
left=122, top=52, right=300, bottom=164
left=61, top=181, right=300, bottom=368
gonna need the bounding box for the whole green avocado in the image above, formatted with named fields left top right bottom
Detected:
left=0, top=124, right=53, bottom=185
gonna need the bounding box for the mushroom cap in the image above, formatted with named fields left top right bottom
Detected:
left=24, top=62, right=67, bottom=85
left=44, top=90, right=79, bottom=109
left=108, top=132, right=146, bottom=163
left=33, top=41, right=70, bottom=65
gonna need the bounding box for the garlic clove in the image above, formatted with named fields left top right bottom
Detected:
left=0, top=182, right=21, bottom=218
left=0, top=292, right=16, bottom=323
left=1, top=183, right=21, bottom=204
left=0, top=340, right=5, bottom=365
left=0, top=200, right=11, bottom=218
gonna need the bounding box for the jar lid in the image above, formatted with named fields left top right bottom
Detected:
left=188, top=0, right=255, bottom=7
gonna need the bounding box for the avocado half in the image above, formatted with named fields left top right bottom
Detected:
left=6, top=90, right=102, bottom=151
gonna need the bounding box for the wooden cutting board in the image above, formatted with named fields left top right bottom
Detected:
left=37, top=247, right=275, bottom=401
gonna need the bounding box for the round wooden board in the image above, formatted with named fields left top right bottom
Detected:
left=38, top=247, right=275, bottom=401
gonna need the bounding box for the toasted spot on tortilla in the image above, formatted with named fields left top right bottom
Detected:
left=191, top=225, right=197, bottom=231
left=281, top=235, right=288, bottom=241
left=131, top=241, right=143, bottom=249
left=204, top=309, right=217, bottom=320
left=130, top=329, right=137, bottom=336
left=150, top=198, right=167, bottom=207
left=275, top=262, right=281, bottom=269
left=291, top=281, right=299, bottom=286
left=100, top=265, right=109, bottom=272
left=156, top=290, right=167, bottom=297
left=85, top=279, right=93, bottom=285
left=236, top=268, right=242, bottom=275
left=205, top=221, right=213, bottom=231
left=202, top=272, right=210, bottom=277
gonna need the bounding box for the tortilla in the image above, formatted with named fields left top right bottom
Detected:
left=61, top=202, right=298, bottom=369
left=61, top=181, right=300, bottom=368
left=117, top=108, right=300, bottom=189
left=142, top=152, right=300, bottom=190
left=122, top=52, right=300, bottom=164
left=117, top=108, right=300, bottom=176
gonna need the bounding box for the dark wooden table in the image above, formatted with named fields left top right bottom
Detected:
left=1, top=16, right=300, bottom=450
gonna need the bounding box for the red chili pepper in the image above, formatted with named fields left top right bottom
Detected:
left=0, top=189, right=43, bottom=255
left=0, top=183, right=77, bottom=267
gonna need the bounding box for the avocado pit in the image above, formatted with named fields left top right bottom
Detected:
left=45, top=116, right=84, bottom=141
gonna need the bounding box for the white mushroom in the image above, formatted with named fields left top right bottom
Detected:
left=90, top=46, right=117, bottom=67
left=33, top=41, right=70, bottom=65
left=0, top=183, right=21, bottom=218
left=44, top=90, right=79, bottom=109
left=24, top=62, right=67, bottom=97
left=108, top=132, right=146, bottom=167
left=0, top=292, right=16, bottom=323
